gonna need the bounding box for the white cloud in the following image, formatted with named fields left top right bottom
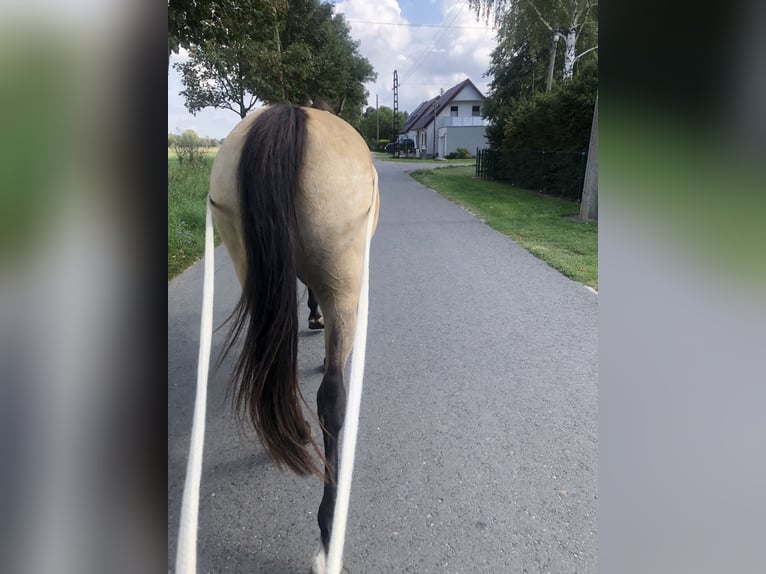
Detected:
left=336, top=0, right=496, bottom=113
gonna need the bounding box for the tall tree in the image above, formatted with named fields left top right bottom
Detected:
left=470, top=0, right=597, bottom=82
left=170, top=0, right=376, bottom=120
left=482, top=38, right=551, bottom=147
left=168, top=0, right=217, bottom=62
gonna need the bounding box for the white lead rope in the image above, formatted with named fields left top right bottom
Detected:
left=325, top=190, right=376, bottom=574
left=175, top=199, right=215, bottom=574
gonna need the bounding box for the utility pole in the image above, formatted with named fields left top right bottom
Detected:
left=392, top=70, right=399, bottom=158
left=579, top=93, right=598, bottom=221
left=546, top=26, right=561, bottom=92
left=432, top=94, right=439, bottom=158
left=376, top=94, right=379, bottom=143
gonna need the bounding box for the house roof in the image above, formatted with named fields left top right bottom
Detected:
left=401, top=78, right=485, bottom=133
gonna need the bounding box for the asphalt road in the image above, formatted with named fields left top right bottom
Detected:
left=168, top=158, right=598, bottom=573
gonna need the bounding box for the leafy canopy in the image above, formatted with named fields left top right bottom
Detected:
left=170, top=0, right=376, bottom=123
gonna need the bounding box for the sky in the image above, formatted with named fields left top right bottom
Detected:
left=167, top=0, right=498, bottom=139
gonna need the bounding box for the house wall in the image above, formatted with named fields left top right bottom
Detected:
left=441, top=101, right=483, bottom=120
left=439, top=126, right=489, bottom=156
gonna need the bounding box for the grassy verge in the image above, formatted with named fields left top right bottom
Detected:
left=409, top=166, right=598, bottom=289
left=168, top=156, right=220, bottom=280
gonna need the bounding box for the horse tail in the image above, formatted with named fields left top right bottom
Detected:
left=222, top=105, right=322, bottom=477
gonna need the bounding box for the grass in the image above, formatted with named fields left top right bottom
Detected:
left=168, top=156, right=220, bottom=280
left=409, top=166, right=598, bottom=289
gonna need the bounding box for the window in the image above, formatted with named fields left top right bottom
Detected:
left=450, top=105, right=458, bottom=117
left=472, top=105, right=480, bottom=117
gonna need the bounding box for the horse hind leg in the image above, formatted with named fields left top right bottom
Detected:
left=312, top=298, right=357, bottom=572
left=313, top=362, right=345, bottom=573
left=307, top=288, right=324, bottom=330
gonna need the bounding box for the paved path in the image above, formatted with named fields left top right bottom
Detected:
left=168, top=158, right=598, bottom=573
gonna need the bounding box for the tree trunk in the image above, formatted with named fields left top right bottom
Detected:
left=563, top=28, right=577, bottom=81
left=579, top=93, right=598, bottom=221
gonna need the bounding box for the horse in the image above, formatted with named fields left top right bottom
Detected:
left=207, top=102, right=379, bottom=572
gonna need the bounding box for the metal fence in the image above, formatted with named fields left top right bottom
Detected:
left=476, top=148, right=588, bottom=201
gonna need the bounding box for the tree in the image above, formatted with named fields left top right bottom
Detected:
left=168, top=0, right=217, bottom=63
left=356, top=106, right=408, bottom=148
left=171, top=129, right=206, bottom=165
left=469, top=0, right=597, bottom=82
left=171, top=0, right=376, bottom=121
left=482, top=39, right=551, bottom=148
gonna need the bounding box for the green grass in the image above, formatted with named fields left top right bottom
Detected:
left=409, top=166, right=598, bottom=289
left=372, top=151, right=476, bottom=165
left=168, top=156, right=220, bottom=280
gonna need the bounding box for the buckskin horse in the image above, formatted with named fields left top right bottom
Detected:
left=185, top=102, right=379, bottom=573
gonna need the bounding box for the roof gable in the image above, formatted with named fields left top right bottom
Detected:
left=400, top=78, right=485, bottom=133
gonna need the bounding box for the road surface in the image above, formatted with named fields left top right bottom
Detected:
left=168, top=158, right=598, bottom=573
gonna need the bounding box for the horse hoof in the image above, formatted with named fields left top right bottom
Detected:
left=308, top=317, right=325, bottom=330
left=310, top=549, right=326, bottom=574
left=310, top=548, right=344, bottom=574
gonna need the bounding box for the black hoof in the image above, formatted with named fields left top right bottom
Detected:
left=308, top=316, right=324, bottom=330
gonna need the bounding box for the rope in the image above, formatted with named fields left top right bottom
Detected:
left=175, top=199, right=215, bottom=574
left=326, top=185, right=377, bottom=574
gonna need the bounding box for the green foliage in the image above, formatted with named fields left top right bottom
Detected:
left=475, top=0, right=598, bottom=148
left=356, top=105, right=409, bottom=147
left=171, top=129, right=207, bottom=166
left=446, top=147, right=473, bottom=159
left=499, top=60, right=596, bottom=197
left=505, top=60, right=597, bottom=151
left=172, top=0, right=376, bottom=121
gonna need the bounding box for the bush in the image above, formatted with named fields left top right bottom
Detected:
left=172, top=129, right=206, bottom=166
left=445, top=148, right=473, bottom=159
left=499, top=61, right=597, bottom=198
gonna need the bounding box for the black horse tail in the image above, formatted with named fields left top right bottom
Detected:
left=221, top=105, right=322, bottom=477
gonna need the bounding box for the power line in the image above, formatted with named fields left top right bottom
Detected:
left=400, top=0, right=469, bottom=86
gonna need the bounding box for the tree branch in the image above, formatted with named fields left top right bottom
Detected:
left=574, top=45, right=598, bottom=62
left=525, top=1, right=554, bottom=31
left=219, top=101, right=240, bottom=115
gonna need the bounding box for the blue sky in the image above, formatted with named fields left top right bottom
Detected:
left=167, top=0, right=497, bottom=139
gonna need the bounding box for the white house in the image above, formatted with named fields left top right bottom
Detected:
left=401, top=78, right=489, bottom=158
